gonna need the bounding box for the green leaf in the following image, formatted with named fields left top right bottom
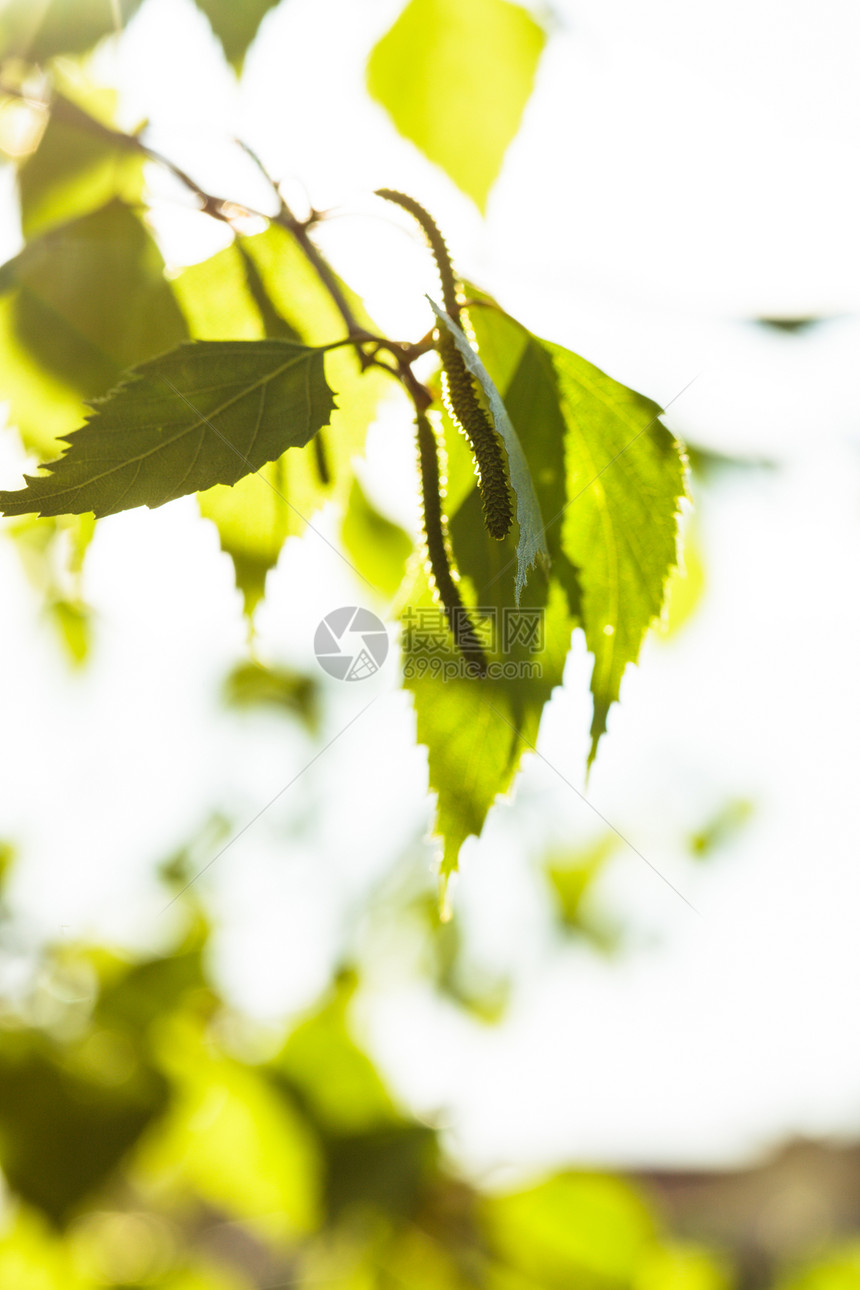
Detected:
left=0, top=339, right=335, bottom=518
left=545, top=340, right=687, bottom=763
left=429, top=297, right=549, bottom=603
left=467, top=301, right=686, bottom=765
left=15, top=82, right=143, bottom=239
left=0, top=1030, right=166, bottom=1226
left=402, top=375, right=573, bottom=875
left=402, top=300, right=684, bottom=871
left=367, top=0, right=546, bottom=211
left=0, top=0, right=144, bottom=62
left=405, top=569, right=571, bottom=880
left=0, top=200, right=188, bottom=458
left=137, top=1014, right=321, bottom=1238
left=482, top=1173, right=656, bottom=1286
left=545, top=835, right=621, bottom=951
left=222, top=660, right=320, bottom=730
left=341, top=477, right=413, bottom=600
left=191, top=0, right=282, bottom=68
left=272, top=974, right=399, bottom=1135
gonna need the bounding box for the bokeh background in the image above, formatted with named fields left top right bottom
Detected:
left=1, top=0, right=859, bottom=1285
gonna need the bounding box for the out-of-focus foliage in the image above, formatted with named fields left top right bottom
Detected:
left=191, top=0, right=281, bottom=69
left=0, top=0, right=144, bottom=63
left=367, top=0, right=546, bottom=211
left=544, top=833, right=622, bottom=951
left=222, top=659, right=321, bottom=730
left=0, top=844, right=851, bottom=1289
left=15, top=78, right=143, bottom=239
left=688, top=798, right=754, bottom=860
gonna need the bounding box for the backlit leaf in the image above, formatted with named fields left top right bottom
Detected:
left=367, top=0, right=546, bottom=211
left=0, top=340, right=335, bottom=518
left=546, top=340, right=686, bottom=763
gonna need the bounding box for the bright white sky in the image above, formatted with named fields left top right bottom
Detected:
left=1, top=0, right=860, bottom=1179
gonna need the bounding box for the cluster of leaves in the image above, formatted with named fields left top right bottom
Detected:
left=0, top=839, right=845, bottom=1290
left=0, top=0, right=687, bottom=877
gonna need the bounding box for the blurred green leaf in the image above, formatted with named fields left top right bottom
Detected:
left=0, top=0, right=144, bottom=63
left=46, top=597, right=90, bottom=665
left=775, top=1244, right=860, bottom=1290
left=273, top=976, right=399, bottom=1135
left=191, top=0, right=281, bottom=68
left=341, top=477, right=413, bottom=600
left=15, top=82, right=143, bottom=239
left=138, top=1013, right=321, bottom=1238
left=223, top=659, right=320, bottom=729
left=635, top=1242, right=732, bottom=1290
left=325, top=1123, right=439, bottom=1222
left=0, top=200, right=187, bottom=458
left=3, top=511, right=96, bottom=663
left=689, top=798, right=753, bottom=860
left=0, top=1209, right=90, bottom=1289
left=0, top=1028, right=167, bottom=1226
left=483, top=1173, right=657, bottom=1287
left=0, top=339, right=335, bottom=518
left=367, top=0, right=546, bottom=211
left=545, top=834, right=620, bottom=950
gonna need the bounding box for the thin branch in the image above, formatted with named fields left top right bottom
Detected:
left=0, top=77, right=434, bottom=402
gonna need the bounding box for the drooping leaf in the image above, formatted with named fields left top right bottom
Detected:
left=0, top=0, right=144, bottom=63
left=405, top=574, right=571, bottom=877
left=15, top=82, right=143, bottom=239
left=0, top=339, right=335, bottom=518
left=367, top=0, right=546, bottom=211
left=401, top=381, right=573, bottom=875
left=403, top=300, right=684, bottom=871
left=0, top=200, right=188, bottom=458
left=466, top=300, right=686, bottom=764
left=191, top=0, right=282, bottom=68
left=545, top=340, right=687, bottom=763
left=429, top=297, right=549, bottom=603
